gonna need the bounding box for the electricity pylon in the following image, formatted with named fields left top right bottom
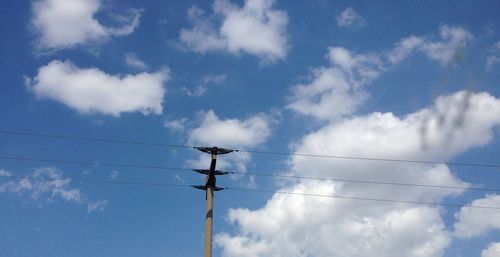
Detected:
left=192, top=146, right=234, bottom=257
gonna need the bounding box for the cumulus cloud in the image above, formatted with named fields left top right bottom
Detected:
left=27, top=60, right=169, bottom=116
left=179, top=0, right=288, bottom=63
left=294, top=91, right=500, bottom=166
left=124, top=53, right=148, bottom=70
left=216, top=91, right=500, bottom=257
left=453, top=194, right=500, bottom=238
left=217, top=185, right=450, bottom=257
left=31, top=0, right=141, bottom=50
left=419, top=25, right=472, bottom=65
left=288, top=25, right=473, bottom=121
left=179, top=6, right=226, bottom=53
left=336, top=7, right=365, bottom=27
left=388, top=36, right=425, bottom=64
left=287, top=46, right=383, bottom=120
left=482, top=242, right=500, bottom=257
left=188, top=110, right=271, bottom=148
left=388, top=26, right=472, bottom=66
left=187, top=110, right=272, bottom=173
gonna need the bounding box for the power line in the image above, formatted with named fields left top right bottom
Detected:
left=235, top=171, right=500, bottom=192
left=2, top=129, right=500, bottom=169
left=225, top=187, right=500, bottom=210
left=2, top=155, right=500, bottom=193
left=238, top=149, right=500, bottom=169
left=0, top=155, right=192, bottom=172
left=0, top=174, right=191, bottom=188
left=0, top=130, right=194, bottom=149
left=1, top=174, right=497, bottom=210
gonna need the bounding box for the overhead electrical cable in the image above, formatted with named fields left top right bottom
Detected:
left=0, top=129, right=194, bottom=149
left=2, top=129, right=500, bottom=169
left=1, top=174, right=499, bottom=210
left=225, top=187, right=500, bottom=210
left=238, top=149, right=500, bottom=169
left=0, top=174, right=191, bottom=188
left=0, top=155, right=192, bottom=172
left=233, top=171, right=500, bottom=192
left=1, top=155, right=500, bottom=193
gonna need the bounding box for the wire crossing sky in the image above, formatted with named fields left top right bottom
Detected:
left=2, top=154, right=500, bottom=193
left=3, top=129, right=500, bottom=168
left=2, top=174, right=500, bottom=210
left=1, top=1, right=500, bottom=257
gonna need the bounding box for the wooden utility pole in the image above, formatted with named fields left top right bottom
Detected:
left=204, top=184, right=214, bottom=257
left=192, top=146, right=234, bottom=257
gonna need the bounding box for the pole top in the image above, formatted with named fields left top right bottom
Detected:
left=195, top=146, right=236, bottom=155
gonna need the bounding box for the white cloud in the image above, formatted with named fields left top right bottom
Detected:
left=288, top=26, right=473, bottom=121
left=1, top=167, right=108, bottom=212
left=388, top=36, right=425, bottom=64
left=188, top=110, right=271, bottom=148
left=110, top=170, right=119, bottom=180
left=27, top=60, right=169, bottom=116
left=202, top=74, right=227, bottom=84
left=388, top=26, right=472, bottom=66
left=186, top=110, right=272, bottom=173
left=216, top=91, right=500, bottom=257
left=179, top=6, right=226, bottom=53
left=125, top=53, right=148, bottom=70
left=184, top=85, right=208, bottom=97
left=187, top=150, right=251, bottom=173
left=164, top=118, right=189, bottom=133
left=184, top=74, right=227, bottom=97
left=174, top=174, right=185, bottom=183
left=87, top=199, right=108, bottom=213
left=419, top=25, right=472, bottom=65
left=180, top=0, right=289, bottom=63
left=453, top=194, right=500, bottom=238
left=482, top=242, right=500, bottom=257
left=292, top=91, right=500, bottom=169
left=485, top=41, right=500, bottom=71
left=336, top=7, right=365, bottom=27
left=32, top=0, right=141, bottom=50
left=287, top=47, right=383, bottom=120
left=217, top=186, right=451, bottom=257
left=0, top=167, right=81, bottom=202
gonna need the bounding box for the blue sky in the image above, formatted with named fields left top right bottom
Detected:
left=1, top=0, right=500, bottom=256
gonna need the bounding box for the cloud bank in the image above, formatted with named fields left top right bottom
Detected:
left=216, top=91, right=500, bottom=257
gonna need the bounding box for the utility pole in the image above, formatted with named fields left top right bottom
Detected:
left=192, top=146, right=234, bottom=257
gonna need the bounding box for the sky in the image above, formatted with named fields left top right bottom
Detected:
left=1, top=0, right=500, bottom=257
